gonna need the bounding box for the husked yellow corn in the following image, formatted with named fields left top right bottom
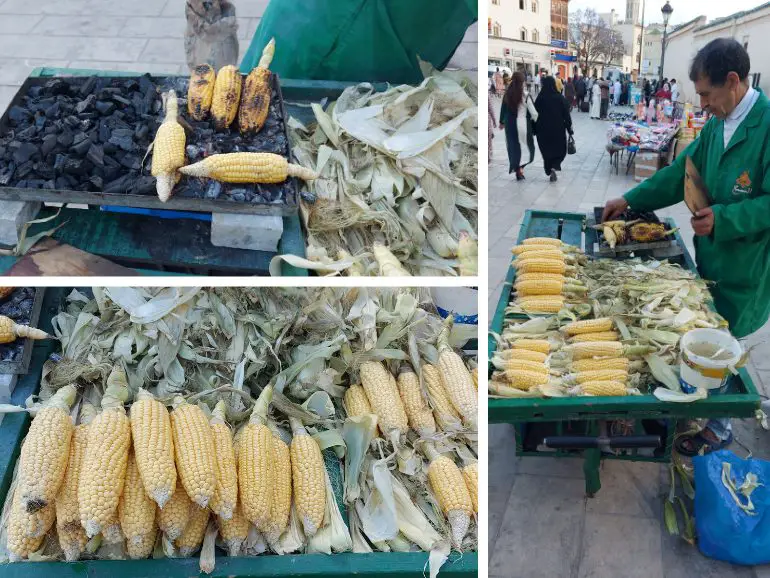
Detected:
left=513, top=258, right=568, bottom=274
left=265, top=432, right=292, bottom=543
left=18, top=385, right=76, bottom=513
left=211, top=65, right=242, bottom=129
left=209, top=401, right=237, bottom=521
left=343, top=384, right=372, bottom=418
left=497, top=348, right=548, bottom=363
left=462, top=462, right=478, bottom=513
left=437, top=318, right=478, bottom=428
left=513, top=339, right=551, bottom=354
left=522, top=237, right=564, bottom=246
left=571, top=357, right=630, bottom=372
left=171, top=398, right=217, bottom=508
left=119, top=451, right=157, bottom=560
left=570, top=331, right=620, bottom=342
left=423, top=364, right=463, bottom=432
left=360, top=361, right=409, bottom=436
left=503, top=370, right=550, bottom=390
left=512, top=244, right=567, bottom=255
left=175, top=505, right=210, bottom=557
left=238, top=386, right=274, bottom=531
left=514, top=249, right=566, bottom=262
left=219, top=503, right=250, bottom=556
left=515, top=278, right=564, bottom=296
left=187, top=64, right=216, bottom=120
left=573, top=369, right=628, bottom=383
left=151, top=90, right=186, bottom=202
left=157, top=486, right=191, bottom=541
left=569, top=341, right=624, bottom=359
left=563, top=317, right=614, bottom=335
left=499, top=359, right=549, bottom=374
left=471, top=367, right=478, bottom=391
left=6, top=490, right=54, bottom=561
left=57, top=524, right=87, bottom=563
left=0, top=315, right=50, bottom=344
left=425, top=445, right=473, bottom=547
left=102, top=511, right=123, bottom=544
left=130, top=389, right=176, bottom=508
left=577, top=380, right=629, bottom=396
left=515, top=272, right=566, bottom=284
left=179, top=152, right=318, bottom=184
left=397, top=365, right=436, bottom=436
left=290, top=417, right=326, bottom=536
left=238, top=38, right=275, bottom=133
left=514, top=295, right=565, bottom=313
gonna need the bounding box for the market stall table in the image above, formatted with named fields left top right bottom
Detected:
left=606, top=121, right=679, bottom=176
left=488, top=210, right=761, bottom=496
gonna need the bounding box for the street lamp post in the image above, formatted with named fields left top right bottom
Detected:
left=659, top=1, right=673, bottom=84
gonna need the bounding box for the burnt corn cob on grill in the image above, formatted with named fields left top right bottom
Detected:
left=239, top=38, right=276, bottom=134
left=211, top=65, right=242, bottom=130
left=187, top=64, right=216, bottom=121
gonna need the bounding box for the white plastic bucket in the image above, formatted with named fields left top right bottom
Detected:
left=679, top=328, right=743, bottom=393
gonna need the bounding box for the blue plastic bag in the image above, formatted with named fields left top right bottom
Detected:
left=694, top=450, right=770, bottom=565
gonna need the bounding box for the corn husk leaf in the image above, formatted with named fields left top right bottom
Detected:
left=343, top=414, right=378, bottom=503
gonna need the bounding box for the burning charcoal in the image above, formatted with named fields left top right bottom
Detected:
left=15, top=161, right=33, bottom=179
left=62, top=158, right=86, bottom=175
left=112, top=95, right=131, bottom=106
left=71, top=138, right=92, bottom=157
left=104, top=174, right=131, bottom=194
left=0, top=163, right=15, bottom=186
left=95, top=101, right=115, bottom=115
left=128, top=175, right=156, bottom=195
left=134, top=124, right=149, bottom=141
left=44, top=79, right=68, bottom=96
left=57, top=132, right=74, bottom=148
left=8, top=106, right=30, bottom=124
left=79, top=77, right=96, bottom=97
left=118, top=154, right=142, bottom=170
left=87, top=143, right=104, bottom=166
left=12, top=143, right=37, bottom=164
left=89, top=175, right=103, bottom=190
left=204, top=181, right=222, bottom=199
left=75, top=94, right=96, bottom=114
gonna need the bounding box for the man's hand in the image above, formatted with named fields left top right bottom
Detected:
left=692, top=207, right=714, bottom=236
left=602, top=198, right=629, bottom=222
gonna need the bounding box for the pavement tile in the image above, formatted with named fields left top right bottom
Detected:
left=86, top=0, right=165, bottom=17
left=585, top=460, right=660, bottom=518
left=0, top=34, right=82, bottom=59
left=488, top=424, right=519, bottom=551
left=661, top=522, right=756, bottom=578
left=138, top=38, right=186, bottom=64
left=0, top=84, right=18, bottom=111
left=67, top=61, right=181, bottom=75
left=31, top=15, right=126, bottom=36
left=514, top=456, right=585, bottom=479
left=120, top=16, right=186, bottom=38
left=68, top=37, right=150, bottom=62
left=0, top=58, right=70, bottom=86
left=0, top=0, right=85, bottom=15
left=0, top=14, right=42, bottom=33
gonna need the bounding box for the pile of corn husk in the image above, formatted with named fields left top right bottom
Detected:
left=1, top=287, right=478, bottom=573
left=272, top=61, right=478, bottom=276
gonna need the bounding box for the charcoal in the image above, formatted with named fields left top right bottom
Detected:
left=44, top=125, right=58, bottom=135
left=15, top=161, right=33, bottom=179
left=139, top=74, right=154, bottom=95
left=70, top=138, right=92, bottom=157
left=28, top=86, right=43, bottom=99
left=100, top=87, right=121, bottom=97
left=72, top=132, right=89, bottom=146
left=87, top=143, right=104, bottom=167
left=75, top=95, right=96, bottom=114
left=62, top=158, right=86, bottom=175
left=34, top=162, right=55, bottom=180
left=98, top=121, right=111, bottom=143
left=57, top=132, right=74, bottom=147
left=96, top=101, right=115, bottom=115
left=230, top=189, right=247, bottom=202
left=45, top=101, right=61, bottom=118
left=113, top=95, right=131, bottom=106
left=186, top=145, right=203, bottom=161
left=78, top=76, right=96, bottom=97
left=109, top=133, right=134, bottom=152
left=89, top=175, right=103, bottom=190
left=16, top=125, right=37, bottom=140
left=102, top=164, right=120, bottom=182
left=104, top=174, right=132, bottom=194
left=8, top=106, right=30, bottom=124
left=123, top=79, right=139, bottom=92
left=26, top=179, right=46, bottom=189
left=204, top=181, right=222, bottom=199
left=134, top=124, right=149, bottom=141
left=118, top=153, right=141, bottom=170
left=14, top=180, right=27, bottom=188
left=55, top=177, right=70, bottom=189
left=0, top=163, right=15, bottom=185
left=65, top=116, right=80, bottom=129
left=128, top=175, right=156, bottom=195
left=34, top=114, right=46, bottom=130
left=54, top=154, right=67, bottom=171
left=43, top=179, right=55, bottom=189
left=12, top=143, right=38, bottom=164
left=80, top=112, right=99, bottom=120
left=151, top=99, right=161, bottom=114
left=103, top=142, right=118, bottom=155
left=43, top=79, right=68, bottom=96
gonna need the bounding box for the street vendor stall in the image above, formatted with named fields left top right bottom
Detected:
left=488, top=210, right=761, bottom=496
left=606, top=121, right=679, bottom=178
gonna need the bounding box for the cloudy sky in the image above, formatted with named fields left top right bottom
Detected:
left=568, top=0, right=764, bottom=26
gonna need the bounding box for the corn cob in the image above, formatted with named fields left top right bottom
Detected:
left=289, top=417, right=326, bottom=536
left=570, top=357, right=629, bottom=372
left=424, top=443, right=473, bottom=547
left=6, top=490, right=54, bottom=561
left=513, top=258, right=570, bottom=275
left=462, top=462, right=478, bottom=513
left=187, top=64, right=216, bottom=120
left=437, top=317, right=477, bottom=428
left=102, top=510, right=124, bottom=544
left=219, top=503, right=250, bottom=556
left=457, top=231, right=478, bottom=276
left=130, top=389, right=176, bottom=508
left=119, top=451, right=158, bottom=559
left=238, top=38, right=275, bottom=134
left=171, top=396, right=217, bottom=508
left=571, top=369, right=628, bottom=384
left=397, top=364, right=436, bottom=436
left=515, top=278, right=564, bottom=296
left=423, top=364, right=463, bottom=432
left=79, top=367, right=131, bottom=538
left=572, top=380, right=629, bottom=396
left=495, top=358, right=548, bottom=375
left=568, top=342, right=654, bottom=360
left=238, top=386, right=274, bottom=531
left=17, top=384, right=76, bottom=513
left=569, top=331, right=619, bottom=342
left=265, top=430, right=292, bottom=544
left=563, top=317, right=614, bottom=335
left=360, top=361, right=409, bottom=436
left=0, top=315, right=51, bottom=345
left=471, top=367, right=478, bottom=391
left=55, top=401, right=95, bottom=561
left=501, top=370, right=550, bottom=390
left=512, top=243, right=578, bottom=255
left=522, top=237, right=565, bottom=246
left=496, top=348, right=548, bottom=363
left=157, top=485, right=192, bottom=541
left=0, top=286, right=13, bottom=300
left=512, top=339, right=551, bottom=354
left=211, top=65, right=242, bottom=129
left=176, top=505, right=210, bottom=557
left=514, top=249, right=566, bottom=262
left=373, top=242, right=412, bottom=276
left=343, top=384, right=372, bottom=418
left=209, top=400, right=238, bottom=521
left=179, top=152, right=318, bottom=184
left=151, top=90, right=186, bottom=202
left=515, top=272, right=567, bottom=284
left=513, top=295, right=565, bottom=313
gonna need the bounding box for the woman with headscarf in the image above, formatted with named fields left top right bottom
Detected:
left=534, top=76, right=573, bottom=182
left=656, top=82, right=672, bottom=101
left=564, top=78, right=576, bottom=111
left=499, top=72, right=538, bottom=181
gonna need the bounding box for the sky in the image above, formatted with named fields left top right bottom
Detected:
left=568, top=0, right=766, bottom=26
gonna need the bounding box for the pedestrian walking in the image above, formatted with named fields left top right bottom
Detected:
left=600, top=78, right=610, bottom=119
left=671, top=78, right=680, bottom=103
left=644, top=79, right=652, bottom=106
left=613, top=78, right=622, bottom=106
left=499, top=72, right=538, bottom=181
left=534, top=76, right=573, bottom=182
left=493, top=67, right=504, bottom=97
left=575, top=75, right=587, bottom=111
left=590, top=77, right=601, bottom=118
left=565, top=78, right=576, bottom=112
left=488, top=91, right=497, bottom=162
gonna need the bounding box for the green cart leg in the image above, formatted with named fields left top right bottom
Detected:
left=584, top=447, right=601, bottom=497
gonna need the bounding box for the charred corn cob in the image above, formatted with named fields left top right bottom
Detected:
left=209, top=400, right=238, bottom=521
left=462, top=462, right=478, bottom=513
left=521, top=237, right=564, bottom=246
left=572, top=380, right=629, bottom=396
left=176, top=505, right=210, bottom=557
left=119, top=451, right=158, bottom=559
left=238, top=38, right=275, bottom=134
left=513, top=295, right=565, bottom=313
left=630, top=222, right=670, bottom=242
left=569, top=331, right=619, bottom=342
left=130, top=389, right=176, bottom=508
left=79, top=367, right=131, bottom=538
left=171, top=397, right=217, bottom=508
left=187, top=64, right=216, bottom=121
left=570, top=369, right=628, bottom=384
left=571, top=357, right=630, bottom=372
left=437, top=317, right=478, bottom=428
left=211, top=65, right=242, bottom=129
left=496, top=348, right=548, bottom=363
left=360, top=361, right=409, bottom=436
left=238, top=386, right=274, bottom=531
left=512, top=339, right=551, bottom=354
left=157, top=485, right=191, bottom=541
left=18, top=384, right=76, bottom=513
left=424, top=444, right=473, bottom=547
left=0, top=287, right=13, bottom=300
left=0, top=315, right=50, bottom=345
left=563, top=317, right=614, bottom=335
left=151, top=90, right=186, bottom=202
left=501, top=370, right=550, bottom=390
left=265, top=430, right=292, bottom=544
left=179, top=152, right=318, bottom=184
left=343, top=384, right=372, bottom=418
left=290, top=417, right=326, bottom=536
left=397, top=364, right=436, bottom=436
left=6, top=490, right=54, bottom=561
left=423, top=364, right=463, bottom=432
left=219, top=503, right=250, bottom=556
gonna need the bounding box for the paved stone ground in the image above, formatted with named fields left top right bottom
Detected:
left=0, top=0, right=477, bottom=112
left=488, top=99, right=770, bottom=577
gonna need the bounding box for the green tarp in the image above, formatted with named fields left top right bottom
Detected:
left=240, top=0, right=477, bottom=84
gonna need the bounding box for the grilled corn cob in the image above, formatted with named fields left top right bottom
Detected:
left=495, top=348, right=548, bottom=363
left=265, top=429, right=292, bottom=544
left=157, top=485, right=192, bottom=541
left=6, top=490, right=54, bottom=561
left=79, top=367, right=131, bottom=538
left=630, top=222, right=669, bottom=242
left=119, top=451, right=158, bottom=559
left=360, top=361, right=409, bottom=437
left=437, top=317, right=478, bottom=428
left=462, top=462, right=478, bottom=513
left=563, top=317, right=614, bottom=335
left=424, top=443, right=473, bottom=547
left=0, top=287, right=13, bottom=300
left=179, top=152, right=318, bottom=184
left=569, top=331, right=619, bottom=342
left=521, top=237, right=564, bottom=246
left=512, top=339, right=551, bottom=354
left=290, top=417, right=326, bottom=536
left=343, top=384, right=372, bottom=418
left=211, top=65, right=242, bottom=129
left=219, top=503, right=250, bottom=556
left=397, top=364, right=436, bottom=436
left=0, top=315, right=50, bottom=345
left=18, top=384, right=76, bottom=513
left=209, top=400, right=238, bottom=521
left=130, top=389, right=176, bottom=508
left=187, top=64, right=216, bottom=120
left=238, top=38, right=275, bottom=134
left=572, top=380, right=629, bottom=396
left=176, top=505, right=210, bottom=557
left=423, top=364, right=463, bottom=432
left=171, top=397, right=217, bottom=508
left=513, top=295, right=565, bottom=313
left=238, top=386, right=274, bottom=531
left=151, top=90, right=186, bottom=202
left=571, top=357, right=630, bottom=372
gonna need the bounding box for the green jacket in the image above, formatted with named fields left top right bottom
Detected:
left=625, top=89, right=770, bottom=338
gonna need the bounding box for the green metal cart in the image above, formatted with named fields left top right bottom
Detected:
left=488, top=210, right=761, bottom=496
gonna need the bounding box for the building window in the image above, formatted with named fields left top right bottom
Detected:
left=493, top=22, right=501, bottom=36
left=532, top=29, right=539, bottom=43
left=532, top=1, right=538, bottom=13
left=519, top=0, right=525, bottom=9
left=520, top=27, right=527, bottom=41
left=551, top=26, right=557, bottom=39
left=491, top=0, right=500, bottom=4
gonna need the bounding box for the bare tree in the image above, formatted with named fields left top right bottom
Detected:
left=569, top=9, right=625, bottom=74
left=598, top=28, right=626, bottom=67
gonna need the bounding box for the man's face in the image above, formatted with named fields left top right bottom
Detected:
left=694, top=72, right=742, bottom=120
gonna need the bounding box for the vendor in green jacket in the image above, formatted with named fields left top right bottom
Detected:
left=603, top=38, right=769, bottom=455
